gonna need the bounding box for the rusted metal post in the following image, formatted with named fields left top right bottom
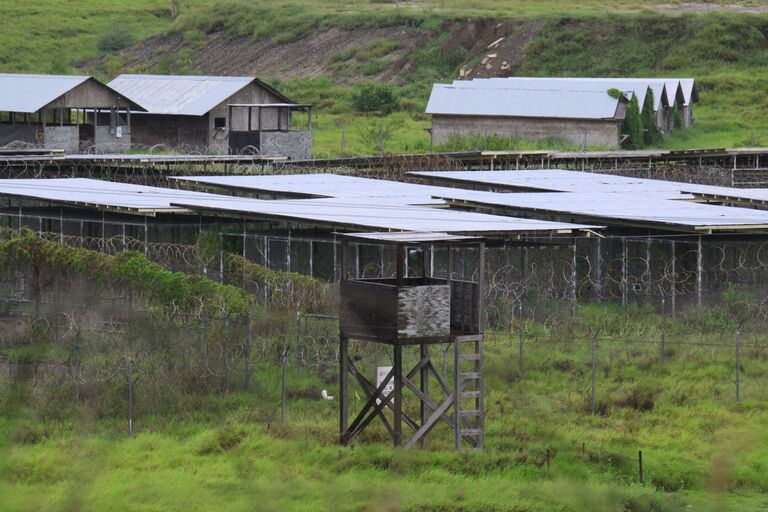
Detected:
left=697, top=235, right=703, bottom=307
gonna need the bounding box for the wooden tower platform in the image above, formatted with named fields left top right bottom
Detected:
left=337, top=231, right=485, bottom=450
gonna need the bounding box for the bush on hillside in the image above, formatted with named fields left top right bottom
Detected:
left=97, top=24, right=136, bottom=53
left=350, top=83, right=399, bottom=115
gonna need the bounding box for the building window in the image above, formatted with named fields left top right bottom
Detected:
left=214, top=117, right=227, bottom=129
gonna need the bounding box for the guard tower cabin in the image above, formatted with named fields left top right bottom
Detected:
left=338, top=231, right=485, bottom=450
left=0, top=74, right=143, bottom=153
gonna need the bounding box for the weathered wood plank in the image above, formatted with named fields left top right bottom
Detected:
left=397, top=284, right=450, bottom=339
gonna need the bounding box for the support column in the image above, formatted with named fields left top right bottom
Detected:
left=339, top=239, right=349, bottom=442
left=646, top=236, right=652, bottom=303
left=286, top=229, right=292, bottom=273
left=595, top=237, right=603, bottom=302
left=393, top=343, right=403, bottom=447
left=420, top=344, right=429, bottom=433
left=339, top=335, right=349, bottom=442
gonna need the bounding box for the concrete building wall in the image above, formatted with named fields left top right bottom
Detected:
left=130, top=114, right=208, bottom=151
left=431, top=115, right=622, bottom=149
left=260, top=131, right=312, bottom=160
left=94, top=125, right=131, bottom=153
left=656, top=108, right=669, bottom=134
left=0, top=125, right=39, bottom=146
left=682, top=105, right=693, bottom=128
left=43, top=126, right=79, bottom=152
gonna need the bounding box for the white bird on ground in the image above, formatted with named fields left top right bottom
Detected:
left=321, top=389, right=334, bottom=400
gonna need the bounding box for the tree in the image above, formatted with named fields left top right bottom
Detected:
left=641, top=89, right=662, bottom=146
left=350, top=83, right=399, bottom=115
left=621, top=95, right=644, bottom=150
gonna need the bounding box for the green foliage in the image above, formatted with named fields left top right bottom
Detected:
left=97, top=23, right=137, bottom=53
left=641, top=88, right=662, bottom=145
left=350, top=82, right=399, bottom=114
left=607, top=87, right=623, bottom=99
left=622, top=95, right=644, bottom=149
left=0, top=230, right=251, bottom=318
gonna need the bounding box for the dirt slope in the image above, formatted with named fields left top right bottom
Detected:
left=96, top=19, right=543, bottom=83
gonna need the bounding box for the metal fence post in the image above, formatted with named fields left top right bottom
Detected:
left=219, top=233, right=224, bottom=285
left=736, top=326, right=741, bottom=402
left=127, top=356, right=134, bottom=435
left=281, top=336, right=288, bottom=421
left=519, top=246, right=526, bottom=379
left=245, top=310, right=252, bottom=391
left=295, top=310, right=301, bottom=366
left=74, top=336, right=81, bottom=401
left=591, top=333, right=597, bottom=416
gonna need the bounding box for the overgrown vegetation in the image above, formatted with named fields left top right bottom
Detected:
left=349, top=82, right=400, bottom=115
left=1, top=232, right=768, bottom=509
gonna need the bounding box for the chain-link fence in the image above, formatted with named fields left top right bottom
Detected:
left=2, top=227, right=768, bottom=439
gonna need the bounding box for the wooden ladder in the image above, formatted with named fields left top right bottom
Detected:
left=453, top=334, right=484, bottom=450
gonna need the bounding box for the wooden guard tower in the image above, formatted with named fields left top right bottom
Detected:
left=338, top=232, right=485, bottom=450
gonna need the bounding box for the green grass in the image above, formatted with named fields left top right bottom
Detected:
left=3, top=322, right=768, bottom=511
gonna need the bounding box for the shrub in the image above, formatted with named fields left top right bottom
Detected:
left=97, top=24, right=136, bottom=53
left=621, top=95, right=644, bottom=150
left=641, top=89, right=662, bottom=146
left=350, top=83, right=399, bottom=114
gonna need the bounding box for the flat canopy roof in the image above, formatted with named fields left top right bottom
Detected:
left=170, top=195, right=599, bottom=235
left=411, top=170, right=768, bottom=232
left=173, top=173, right=476, bottom=206
left=337, top=231, right=481, bottom=245
left=410, top=169, right=728, bottom=197
left=0, top=177, right=599, bottom=235
left=0, top=178, right=227, bottom=215
left=684, top=189, right=768, bottom=207
left=434, top=189, right=768, bottom=233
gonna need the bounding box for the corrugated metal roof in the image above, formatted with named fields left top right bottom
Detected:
left=452, top=78, right=693, bottom=112
left=0, top=74, right=90, bottom=113
left=426, top=84, right=623, bottom=120
left=108, top=74, right=256, bottom=116
left=679, top=78, right=696, bottom=105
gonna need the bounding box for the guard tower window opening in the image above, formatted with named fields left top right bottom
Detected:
left=214, top=117, right=227, bottom=129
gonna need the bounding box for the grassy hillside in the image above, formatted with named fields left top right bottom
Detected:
left=1, top=1, right=767, bottom=153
